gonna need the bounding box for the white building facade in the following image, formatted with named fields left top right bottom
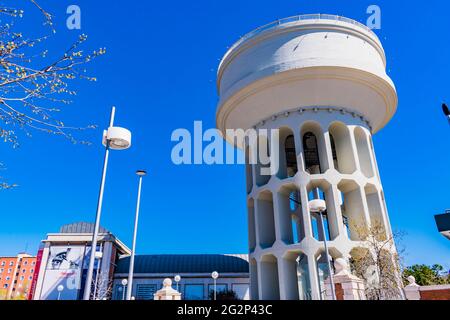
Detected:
left=216, top=14, right=398, bottom=300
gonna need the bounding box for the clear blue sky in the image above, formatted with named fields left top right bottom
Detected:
left=0, top=0, right=449, bottom=268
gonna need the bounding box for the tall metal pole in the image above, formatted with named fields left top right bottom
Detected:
left=214, top=279, right=217, bottom=301
left=83, top=107, right=115, bottom=300
left=92, top=243, right=103, bottom=300
left=318, top=210, right=336, bottom=300
left=313, top=187, right=336, bottom=300
left=126, top=172, right=145, bottom=300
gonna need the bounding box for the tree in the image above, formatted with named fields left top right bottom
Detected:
left=208, top=289, right=240, bottom=301
left=403, top=264, right=450, bottom=286
left=349, top=220, right=405, bottom=300
left=91, top=274, right=114, bottom=300
left=0, top=1, right=105, bottom=188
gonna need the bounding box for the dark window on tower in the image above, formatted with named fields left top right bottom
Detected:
left=303, top=132, right=321, bottom=174
left=285, top=135, right=298, bottom=177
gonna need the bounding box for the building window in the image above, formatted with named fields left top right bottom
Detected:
left=6, top=276, right=10, bottom=281
left=22, top=269, right=26, bottom=273
left=1, top=261, right=5, bottom=266
left=9, top=261, right=13, bottom=266
left=23, top=261, right=28, bottom=266
left=136, top=284, right=157, bottom=300
left=29, top=276, right=33, bottom=280
left=0, top=268, right=3, bottom=273
left=30, top=269, right=34, bottom=273
left=7, top=269, right=11, bottom=274
left=32, top=262, right=36, bottom=266
left=3, top=284, right=7, bottom=289
left=184, top=284, right=204, bottom=300
left=20, top=276, right=24, bottom=281
left=208, top=284, right=228, bottom=299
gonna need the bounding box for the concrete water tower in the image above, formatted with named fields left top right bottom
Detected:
left=216, top=14, right=398, bottom=300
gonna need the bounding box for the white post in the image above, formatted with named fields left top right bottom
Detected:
left=318, top=211, right=336, bottom=300
left=126, top=171, right=146, bottom=300
left=57, top=285, right=64, bottom=301
left=214, top=279, right=217, bottom=301
left=211, top=271, right=219, bottom=300
left=83, top=107, right=115, bottom=300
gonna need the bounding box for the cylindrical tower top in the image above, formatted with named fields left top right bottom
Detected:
left=216, top=14, right=397, bottom=145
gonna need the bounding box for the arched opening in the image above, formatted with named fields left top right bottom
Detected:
left=277, top=127, right=299, bottom=179
left=338, top=180, right=368, bottom=241
left=301, top=122, right=329, bottom=174
left=284, top=135, right=298, bottom=178
left=250, top=259, right=259, bottom=300
left=354, top=127, right=375, bottom=178
left=297, top=253, right=312, bottom=300
left=255, top=135, right=271, bottom=186
left=247, top=199, right=256, bottom=252
left=277, top=185, right=304, bottom=245
left=280, top=252, right=300, bottom=300
left=281, top=251, right=312, bottom=300
left=303, top=132, right=321, bottom=174
left=364, top=184, right=387, bottom=241
left=260, top=255, right=280, bottom=300
left=307, top=183, right=339, bottom=241
left=315, top=249, right=339, bottom=300
left=256, top=191, right=276, bottom=249
left=329, top=122, right=357, bottom=174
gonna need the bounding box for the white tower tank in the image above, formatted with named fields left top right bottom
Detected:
left=216, top=14, right=398, bottom=300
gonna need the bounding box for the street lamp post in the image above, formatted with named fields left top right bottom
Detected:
left=211, top=271, right=219, bottom=301
left=126, top=170, right=147, bottom=300
left=308, top=191, right=337, bottom=301
left=442, top=103, right=450, bottom=126
left=83, top=107, right=132, bottom=300
left=121, top=279, right=128, bottom=300
left=92, top=250, right=103, bottom=300
left=57, top=285, right=64, bottom=301
left=174, top=275, right=181, bottom=292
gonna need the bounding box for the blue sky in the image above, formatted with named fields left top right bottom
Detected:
left=0, top=0, right=449, bottom=268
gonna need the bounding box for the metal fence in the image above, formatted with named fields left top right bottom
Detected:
left=228, top=14, right=378, bottom=54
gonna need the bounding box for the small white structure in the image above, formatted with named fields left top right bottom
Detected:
left=403, top=276, right=421, bottom=300
left=324, top=258, right=366, bottom=300
left=216, top=14, right=398, bottom=300
left=154, top=278, right=181, bottom=300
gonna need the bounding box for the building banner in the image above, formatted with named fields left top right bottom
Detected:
left=27, top=247, right=44, bottom=300
left=40, top=246, right=85, bottom=300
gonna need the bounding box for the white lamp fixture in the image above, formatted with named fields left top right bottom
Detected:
left=174, top=275, right=181, bottom=292
left=136, top=169, right=147, bottom=176
left=211, top=271, right=219, bottom=280
left=102, top=127, right=132, bottom=150
left=57, top=284, right=64, bottom=301
left=308, top=199, right=327, bottom=213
